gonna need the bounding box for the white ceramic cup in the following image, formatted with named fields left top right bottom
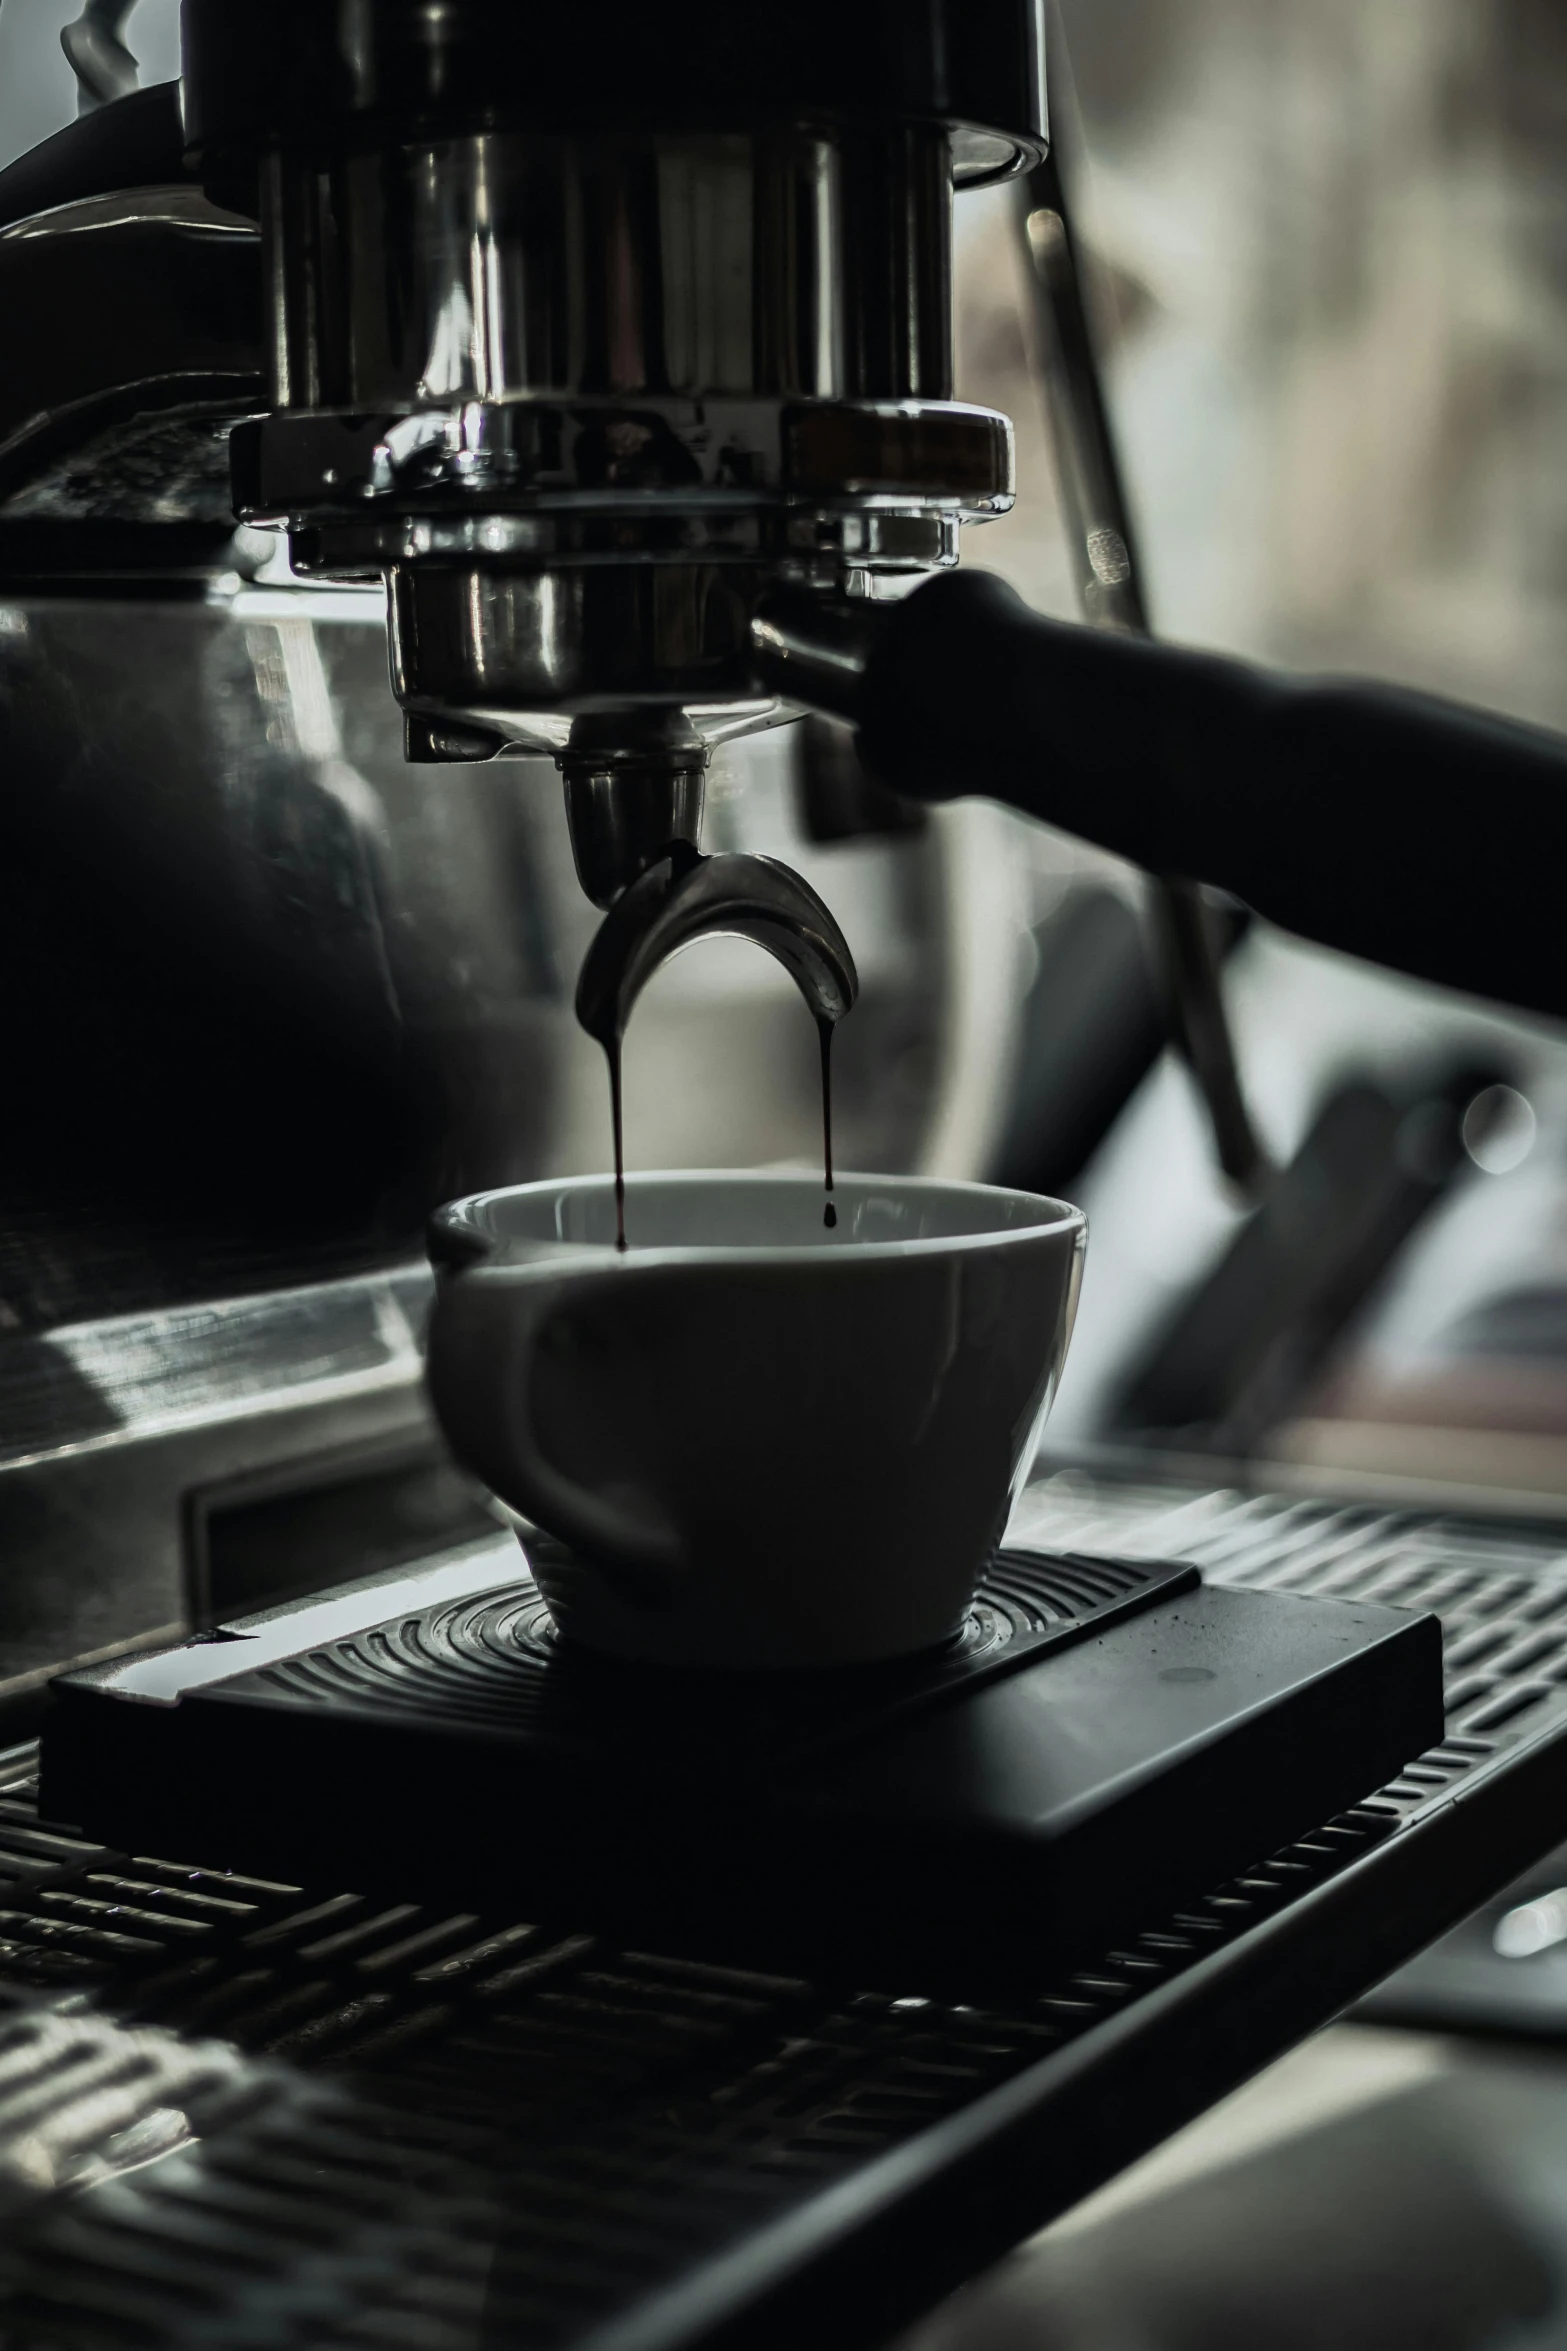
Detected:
left=426, top=1171, right=1086, bottom=1669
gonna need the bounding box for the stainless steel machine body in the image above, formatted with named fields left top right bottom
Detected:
left=181, top=0, right=1045, bottom=929
left=249, top=119, right=996, bottom=737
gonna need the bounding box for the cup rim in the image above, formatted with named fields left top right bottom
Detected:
left=430, top=1169, right=1086, bottom=1273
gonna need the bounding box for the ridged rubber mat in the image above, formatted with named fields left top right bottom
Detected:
left=232, top=1547, right=1167, bottom=1750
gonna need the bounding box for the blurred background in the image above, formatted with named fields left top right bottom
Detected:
left=957, top=0, right=1567, bottom=1515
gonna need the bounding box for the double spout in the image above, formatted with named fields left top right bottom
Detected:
left=567, top=727, right=859, bottom=1247
left=575, top=842, right=858, bottom=1053
left=558, top=712, right=857, bottom=1052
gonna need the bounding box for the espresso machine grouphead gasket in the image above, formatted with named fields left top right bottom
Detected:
left=42, top=1541, right=1441, bottom=1996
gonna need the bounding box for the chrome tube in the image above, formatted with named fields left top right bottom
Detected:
left=261, top=126, right=957, bottom=413
left=241, top=123, right=1009, bottom=774
left=1014, top=65, right=1269, bottom=1197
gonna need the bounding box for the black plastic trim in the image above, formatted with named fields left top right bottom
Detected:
left=0, top=82, right=188, bottom=233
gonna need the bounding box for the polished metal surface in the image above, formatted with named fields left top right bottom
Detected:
left=0, top=187, right=261, bottom=536
left=576, top=847, right=858, bottom=1049
left=1015, top=61, right=1269, bottom=1198
left=236, top=124, right=1013, bottom=771
left=260, top=127, right=955, bottom=413
left=750, top=582, right=887, bottom=720
left=385, top=560, right=782, bottom=753
left=558, top=714, right=707, bottom=909
left=0, top=1264, right=441, bottom=1722
left=251, top=398, right=1004, bottom=566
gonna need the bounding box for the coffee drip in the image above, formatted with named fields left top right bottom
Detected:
left=819, top=1019, right=837, bottom=1229
left=600, top=1019, right=834, bottom=1251
left=606, top=1035, right=629, bottom=1252
left=575, top=847, right=859, bottom=1250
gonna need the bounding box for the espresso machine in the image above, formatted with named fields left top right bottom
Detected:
left=0, top=0, right=1427, bottom=1940
left=2, top=10, right=1567, bottom=2348
left=0, top=1, right=1021, bottom=1716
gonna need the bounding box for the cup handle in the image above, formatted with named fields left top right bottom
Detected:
left=425, top=1260, right=684, bottom=1602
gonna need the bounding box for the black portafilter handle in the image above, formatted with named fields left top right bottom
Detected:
left=754, top=572, right=1567, bottom=1026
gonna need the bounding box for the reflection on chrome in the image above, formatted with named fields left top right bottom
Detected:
left=1493, top=1888, right=1567, bottom=1959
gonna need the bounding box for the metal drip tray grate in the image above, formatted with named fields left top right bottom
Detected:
left=0, top=1763, right=1399, bottom=2349
left=1020, top=1477, right=1567, bottom=1744
left=1, top=1483, right=1566, bottom=2347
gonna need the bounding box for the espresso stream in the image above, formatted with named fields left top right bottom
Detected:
left=819, top=1017, right=837, bottom=1230
left=603, top=1020, right=839, bottom=1252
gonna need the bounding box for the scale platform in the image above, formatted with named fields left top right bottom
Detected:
left=42, top=1533, right=1442, bottom=1992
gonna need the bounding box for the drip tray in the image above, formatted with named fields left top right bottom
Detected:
left=41, top=1539, right=1443, bottom=1994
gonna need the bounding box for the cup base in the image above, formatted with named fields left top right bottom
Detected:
left=525, top=1530, right=979, bottom=1672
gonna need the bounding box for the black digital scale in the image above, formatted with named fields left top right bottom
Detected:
left=41, top=1532, right=1443, bottom=1993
